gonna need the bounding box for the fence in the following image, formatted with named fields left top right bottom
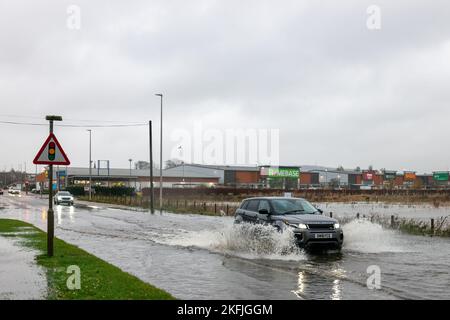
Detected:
left=78, top=195, right=240, bottom=216
left=78, top=195, right=450, bottom=236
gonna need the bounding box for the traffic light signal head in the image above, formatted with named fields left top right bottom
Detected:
left=48, top=142, right=56, bottom=161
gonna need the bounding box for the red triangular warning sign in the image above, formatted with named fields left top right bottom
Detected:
left=33, top=133, right=70, bottom=165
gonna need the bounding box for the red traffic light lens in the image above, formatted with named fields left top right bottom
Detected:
left=48, top=142, right=56, bottom=160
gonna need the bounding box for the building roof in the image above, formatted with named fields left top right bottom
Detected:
left=166, top=163, right=260, bottom=172
left=65, top=167, right=218, bottom=179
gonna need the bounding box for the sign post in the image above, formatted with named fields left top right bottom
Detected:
left=33, top=115, right=70, bottom=257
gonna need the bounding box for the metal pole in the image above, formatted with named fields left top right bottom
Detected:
left=88, top=129, right=92, bottom=200
left=45, top=115, right=62, bottom=257
left=48, top=121, right=54, bottom=257
left=155, top=93, right=163, bottom=213
left=149, top=121, right=154, bottom=213
left=160, top=95, right=163, bottom=212
left=129, top=159, right=132, bottom=187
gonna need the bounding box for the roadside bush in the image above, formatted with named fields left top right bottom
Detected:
left=93, top=186, right=135, bottom=196
left=65, top=186, right=85, bottom=196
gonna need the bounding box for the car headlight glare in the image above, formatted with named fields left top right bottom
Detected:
left=334, top=223, right=340, bottom=229
left=284, top=221, right=308, bottom=230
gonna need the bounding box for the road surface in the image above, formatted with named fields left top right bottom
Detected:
left=0, top=193, right=449, bottom=299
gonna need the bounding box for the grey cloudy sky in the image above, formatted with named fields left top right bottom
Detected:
left=1, top=0, right=450, bottom=173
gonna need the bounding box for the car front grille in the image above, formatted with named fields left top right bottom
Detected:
left=307, top=224, right=334, bottom=230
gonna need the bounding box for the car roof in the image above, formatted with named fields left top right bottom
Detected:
left=242, top=196, right=306, bottom=201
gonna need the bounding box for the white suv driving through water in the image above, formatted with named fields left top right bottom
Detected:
left=54, top=191, right=74, bottom=206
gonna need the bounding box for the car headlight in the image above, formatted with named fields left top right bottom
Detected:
left=283, top=220, right=308, bottom=230
left=334, top=223, right=340, bottom=229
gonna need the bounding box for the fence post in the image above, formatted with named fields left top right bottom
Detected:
left=214, top=203, right=217, bottom=214
left=226, top=204, right=229, bottom=216
left=329, top=212, right=333, bottom=218
left=390, top=215, right=395, bottom=228
left=430, top=218, right=434, bottom=235
left=356, top=213, right=360, bottom=219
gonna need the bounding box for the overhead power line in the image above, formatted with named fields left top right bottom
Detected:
left=0, top=120, right=148, bottom=128
left=0, top=114, right=146, bottom=124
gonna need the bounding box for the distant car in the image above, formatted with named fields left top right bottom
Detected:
left=8, top=188, right=20, bottom=195
left=234, top=197, right=343, bottom=251
left=54, top=191, right=74, bottom=206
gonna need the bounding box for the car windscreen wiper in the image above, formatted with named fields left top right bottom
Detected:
left=282, top=209, right=305, bottom=214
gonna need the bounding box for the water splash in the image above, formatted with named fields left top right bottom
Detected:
left=343, top=219, right=405, bottom=253
left=162, top=223, right=306, bottom=261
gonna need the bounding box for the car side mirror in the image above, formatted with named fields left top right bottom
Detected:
left=258, top=209, right=270, bottom=215
left=317, top=209, right=323, bottom=214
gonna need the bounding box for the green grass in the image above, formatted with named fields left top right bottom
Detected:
left=0, top=219, right=175, bottom=300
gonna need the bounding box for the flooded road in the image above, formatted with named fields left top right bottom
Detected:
left=1, top=194, right=449, bottom=300
left=0, top=235, right=47, bottom=299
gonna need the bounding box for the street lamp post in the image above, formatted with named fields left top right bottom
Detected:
left=128, top=158, right=133, bottom=187
left=178, top=145, right=185, bottom=183
left=155, top=93, right=163, bottom=212
left=87, top=129, right=92, bottom=200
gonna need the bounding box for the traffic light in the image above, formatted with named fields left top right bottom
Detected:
left=48, top=142, right=56, bottom=161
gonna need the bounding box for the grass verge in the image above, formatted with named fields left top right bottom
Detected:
left=0, top=219, right=175, bottom=300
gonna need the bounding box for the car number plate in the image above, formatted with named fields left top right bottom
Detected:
left=314, top=233, right=333, bottom=239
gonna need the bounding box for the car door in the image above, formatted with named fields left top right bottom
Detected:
left=235, top=200, right=249, bottom=223
left=243, top=200, right=259, bottom=223
left=256, top=200, right=272, bottom=224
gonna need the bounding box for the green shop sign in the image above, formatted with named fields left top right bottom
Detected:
left=263, top=167, right=299, bottom=178
left=384, top=172, right=396, bottom=180
left=433, top=172, right=449, bottom=181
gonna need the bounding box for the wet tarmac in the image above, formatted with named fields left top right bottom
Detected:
left=1, top=194, right=449, bottom=300
left=0, top=230, right=47, bottom=299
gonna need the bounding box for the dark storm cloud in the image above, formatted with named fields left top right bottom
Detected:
left=1, top=0, right=450, bottom=172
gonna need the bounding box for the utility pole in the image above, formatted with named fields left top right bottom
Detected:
left=155, top=93, right=163, bottom=213
left=128, top=158, right=133, bottom=187
left=45, top=115, right=62, bottom=257
left=87, top=129, right=92, bottom=200
left=149, top=120, right=154, bottom=213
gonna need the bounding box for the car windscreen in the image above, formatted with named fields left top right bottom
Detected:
left=270, top=199, right=318, bottom=215
left=58, top=192, right=70, bottom=196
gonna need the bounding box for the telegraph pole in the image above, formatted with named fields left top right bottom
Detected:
left=149, top=120, right=154, bottom=213
left=87, top=129, right=92, bottom=200
left=155, top=93, right=163, bottom=213
left=45, top=115, right=62, bottom=257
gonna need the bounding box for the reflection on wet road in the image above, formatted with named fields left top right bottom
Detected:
left=1, top=194, right=449, bottom=299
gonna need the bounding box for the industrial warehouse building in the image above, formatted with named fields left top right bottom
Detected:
left=35, top=163, right=450, bottom=191
left=36, top=166, right=221, bottom=191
